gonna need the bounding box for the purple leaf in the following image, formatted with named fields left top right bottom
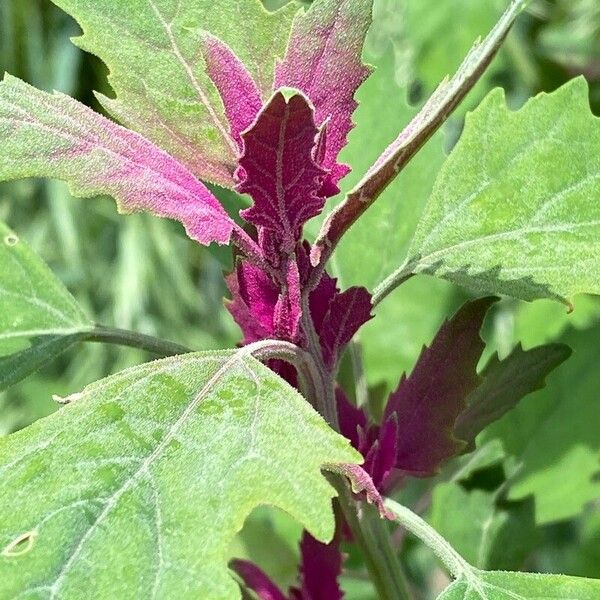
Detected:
left=319, top=287, right=373, bottom=368
left=226, top=259, right=303, bottom=346
left=274, top=0, right=374, bottom=194
left=0, top=76, right=233, bottom=246
left=336, top=388, right=368, bottom=451
left=363, top=414, right=398, bottom=491
left=230, top=559, right=287, bottom=600
left=289, top=532, right=344, bottom=600
left=237, top=92, right=327, bottom=252
left=200, top=33, right=264, bottom=150
left=384, top=297, right=496, bottom=477
left=225, top=262, right=280, bottom=345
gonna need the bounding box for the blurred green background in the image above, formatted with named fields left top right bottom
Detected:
left=1, top=1, right=599, bottom=598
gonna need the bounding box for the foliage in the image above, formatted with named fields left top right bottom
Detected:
left=1, top=0, right=600, bottom=598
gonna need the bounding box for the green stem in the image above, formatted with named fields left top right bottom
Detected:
left=84, top=325, right=191, bottom=357
left=372, top=260, right=415, bottom=307
left=334, top=481, right=413, bottom=600
left=385, top=498, right=471, bottom=579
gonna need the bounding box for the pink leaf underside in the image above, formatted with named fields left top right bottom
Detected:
left=325, top=463, right=394, bottom=520
left=200, top=33, right=263, bottom=150
left=237, top=91, right=327, bottom=249
left=0, top=76, right=233, bottom=245
left=384, top=297, right=496, bottom=476
left=290, top=532, right=344, bottom=600
left=226, top=259, right=302, bottom=345
left=230, top=559, right=287, bottom=600
left=274, top=0, right=373, bottom=193
left=226, top=262, right=280, bottom=344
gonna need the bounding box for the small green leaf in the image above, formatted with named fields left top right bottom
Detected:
left=0, top=350, right=360, bottom=599
left=50, top=0, right=297, bottom=186
left=402, top=78, right=600, bottom=306
left=484, top=324, right=600, bottom=523
left=0, top=220, right=91, bottom=390
left=438, top=570, right=600, bottom=599
left=455, top=342, right=572, bottom=446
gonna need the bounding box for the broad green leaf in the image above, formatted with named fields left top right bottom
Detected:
left=0, top=350, right=360, bottom=599
left=403, top=78, right=600, bottom=306
left=51, top=0, right=297, bottom=186
left=438, top=570, right=600, bottom=599
left=0, top=220, right=91, bottom=390
left=483, top=324, right=600, bottom=523
left=429, top=483, right=537, bottom=570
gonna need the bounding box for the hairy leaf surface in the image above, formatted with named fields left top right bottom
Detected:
left=404, top=78, right=600, bottom=305
left=238, top=92, right=326, bottom=249
left=51, top=0, right=297, bottom=185
left=0, top=351, right=360, bottom=599
left=275, top=0, right=373, bottom=192
left=0, top=220, right=91, bottom=391
left=0, top=76, right=234, bottom=246
left=438, top=570, right=600, bottom=599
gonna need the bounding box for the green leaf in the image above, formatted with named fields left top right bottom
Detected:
left=483, top=324, right=600, bottom=523
left=50, top=0, right=297, bottom=186
left=0, top=350, right=360, bottom=599
left=438, top=570, right=600, bottom=599
left=400, top=77, right=600, bottom=306
left=454, top=342, right=572, bottom=446
left=386, top=498, right=600, bottom=600
left=0, top=220, right=91, bottom=390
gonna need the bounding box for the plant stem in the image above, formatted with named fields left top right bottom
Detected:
left=84, top=325, right=191, bottom=357
left=372, top=260, right=415, bottom=307
left=333, top=480, right=414, bottom=600
left=385, top=498, right=471, bottom=579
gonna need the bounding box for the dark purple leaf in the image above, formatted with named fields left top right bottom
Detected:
left=384, top=297, right=496, bottom=476
left=237, top=92, right=327, bottom=252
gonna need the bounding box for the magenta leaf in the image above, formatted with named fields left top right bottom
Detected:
left=237, top=91, right=327, bottom=252
left=200, top=33, right=264, bottom=151
left=274, top=0, right=374, bottom=194
left=319, top=287, right=373, bottom=368
left=383, top=297, right=497, bottom=477
left=0, top=76, right=234, bottom=246
left=230, top=559, right=287, bottom=600
left=290, top=532, right=344, bottom=600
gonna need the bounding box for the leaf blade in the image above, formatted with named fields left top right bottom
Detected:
left=0, top=75, right=234, bottom=246
left=0, top=220, right=91, bottom=391
left=405, top=77, right=600, bottom=305
left=0, top=350, right=360, bottom=599
left=51, top=0, right=297, bottom=185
